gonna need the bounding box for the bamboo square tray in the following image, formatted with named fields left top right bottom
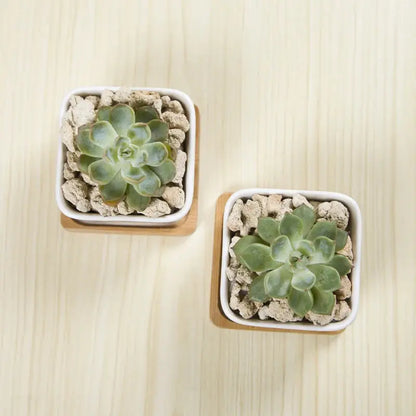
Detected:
left=61, top=106, right=200, bottom=236
left=209, top=193, right=344, bottom=334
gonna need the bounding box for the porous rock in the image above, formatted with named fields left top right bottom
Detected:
left=241, top=200, right=261, bottom=235
left=227, top=199, right=244, bottom=232
left=292, top=193, right=313, bottom=209
left=167, top=129, right=186, bottom=149
left=229, top=257, right=239, bottom=268
left=275, top=198, right=293, bottom=220
left=113, top=87, right=132, bottom=103
left=229, top=236, right=241, bottom=258
left=235, top=266, right=254, bottom=285
left=76, top=199, right=92, bottom=212
left=61, top=120, right=75, bottom=152
left=162, top=186, right=185, bottom=209
left=162, top=111, right=190, bottom=132
left=80, top=172, right=96, bottom=186
left=62, top=178, right=90, bottom=212
left=69, top=95, right=83, bottom=107
left=163, top=100, right=184, bottom=114
left=317, top=201, right=349, bottom=230
left=226, top=199, right=262, bottom=236
left=117, top=200, right=134, bottom=215
left=267, top=194, right=283, bottom=216
left=130, top=90, right=160, bottom=106
left=140, top=199, right=171, bottom=217
left=335, top=275, right=352, bottom=300
left=172, top=150, right=187, bottom=185
left=63, top=108, right=74, bottom=126
left=161, top=95, right=171, bottom=106
left=99, top=90, right=114, bottom=107
left=153, top=98, right=163, bottom=116
left=229, top=282, right=242, bottom=310
left=334, top=301, right=351, bottom=321
left=226, top=266, right=236, bottom=281
left=66, top=151, right=80, bottom=172
left=63, top=163, right=75, bottom=180
left=232, top=295, right=260, bottom=319
left=85, top=96, right=99, bottom=108
left=252, top=194, right=268, bottom=216
left=71, top=97, right=95, bottom=127
left=89, top=187, right=118, bottom=217
left=258, top=299, right=302, bottom=322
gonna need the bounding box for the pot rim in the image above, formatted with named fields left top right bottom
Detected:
left=220, top=188, right=362, bottom=332
left=56, top=86, right=196, bottom=226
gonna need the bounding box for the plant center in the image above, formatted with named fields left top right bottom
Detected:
left=119, top=145, right=134, bottom=160
left=289, top=250, right=309, bottom=267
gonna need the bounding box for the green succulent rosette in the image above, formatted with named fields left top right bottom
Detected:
left=76, top=104, right=176, bottom=211
left=233, top=205, right=352, bottom=317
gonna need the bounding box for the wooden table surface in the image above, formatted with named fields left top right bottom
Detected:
left=1, top=1, right=415, bottom=415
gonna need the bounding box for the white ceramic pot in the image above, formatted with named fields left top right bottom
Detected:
left=56, top=86, right=196, bottom=227
left=220, top=188, right=362, bottom=333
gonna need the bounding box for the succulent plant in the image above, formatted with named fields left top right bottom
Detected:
left=75, top=104, right=176, bottom=210
left=233, top=205, right=352, bottom=317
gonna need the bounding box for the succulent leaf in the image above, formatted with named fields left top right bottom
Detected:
left=76, top=128, right=104, bottom=157
left=270, top=235, right=292, bottom=262
left=142, top=142, right=168, bottom=166
left=296, top=240, right=315, bottom=257
left=88, top=159, right=117, bottom=185
left=307, top=221, right=337, bottom=241
left=79, top=154, right=99, bottom=174
left=233, top=235, right=265, bottom=261
left=126, top=184, right=151, bottom=211
left=335, top=228, right=348, bottom=251
left=291, top=268, right=316, bottom=291
left=98, top=171, right=127, bottom=203
left=120, top=164, right=146, bottom=185
left=239, top=244, right=281, bottom=273
left=257, top=217, right=280, bottom=243
left=279, top=213, right=303, bottom=245
left=249, top=274, right=270, bottom=302
left=311, top=287, right=335, bottom=315
left=91, top=121, right=118, bottom=147
left=74, top=103, right=178, bottom=208
left=135, top=106, right=159, bottom=123
left=264, top=265, right=292, bottom=298
left=150, top=159, right=176, bottom=185
left=109, top=104, right=135, bottom=136
left=288, top=288, right=314, bottom=317
left=327, top=255, right=352, bottom=276
left=147, top=119, right=169, bottom=142
left=310, top=236, right=335, bottom=264
left=97, top=106, right=111, bottom=121
left=293, top=204, right=316, bottom=236
left=127, top=123, right=151, bottom=146
left=307, top=264, right=341, bottom=291
left=133, top=167, right=161, bottom=196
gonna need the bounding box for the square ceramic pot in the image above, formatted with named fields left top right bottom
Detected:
left=56, top=86, right=196, bottom=227
left=220, top=188, right=362, bottom=333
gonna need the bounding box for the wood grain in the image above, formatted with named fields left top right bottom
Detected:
left=1, top=0, right=415, bottom=415
left=61, top=106, right=200, bottom=236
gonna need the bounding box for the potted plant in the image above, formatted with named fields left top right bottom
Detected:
left=220, top=189, right=362, bottom=333
left=56, top=87, right=196, bottom=227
